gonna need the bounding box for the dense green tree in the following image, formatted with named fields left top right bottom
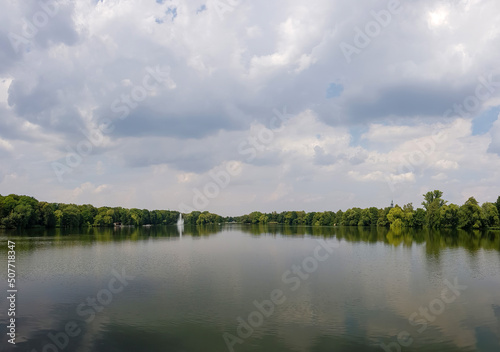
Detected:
left=387, top=205, right=404, bottom=228
left=196, top=212, right=209, bottom=225
left=440, top=204, right=459, bottom=228
left=342, top=208, right=361, bottom=226
left=2, top=195, right=19, bottom=217
left=422, top=190, right=446, bottom=228
left=12, top=203, right=33, bottom=228
left=426, top=200, right=442, bottom=228
left=284, top=211, right=297, bottom=225
left=249, top=211, right=263, bottom=224
left=413, top=208, right=426, bottom=227
left=295, top=211, right=307, bottom=225
left=335, top=210, right=343, bottom=225
left=305, top=212, right=315, bottom=226
left=482, top=202, right=499, bottom=227
left=358, top=209, right=371, bottom=226
left=6, top=195, right=40, bottom=228
left=377, top=208, right=391, bottom=227
left=323, top=211, right=335, bottom=226
left=194, top=211, right=222, bottom=225
left=61, top=205, right=81, bottom=228
left=79, top=204, right=97, bottom=226
left=93, top=207, right=113, bottom=227
left=142, top=209, right=151, bottom=224
left=368, top=207, right=379, bottom=225
left=117, top=209, right=134, bottom=225
left=40, top=202, right=56, bottom=228
left=259, top=214, right=269, bottom=223
left=129, top=208, right=143, bottom=226
left=422, top=190, right=447, bottom=209
left=459, top=197, right=485, bottom=229
left=312, top=212, right=323, bottom=226
left=150, top=210, right=159, bottom=225
left=402, top=203, right=414, bottom=227
left=1, top=191, right=498, bottom=231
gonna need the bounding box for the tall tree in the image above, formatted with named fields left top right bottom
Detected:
left=422, top=190, right=447, bottom=228
left=422, top=190, right=447, bottom=209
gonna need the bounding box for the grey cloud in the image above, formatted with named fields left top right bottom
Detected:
left=7, top=1, right=79, bottom=54
left=119, top=137, right=228, bottom=173
left=1, top=0, right=500, bottom=212
left=344, top=81, right=482, bottom=122
left=8, top=76, right=86, bottom=137
left=0, top=35, right=22, bottom=75
left=314, top=146, right=369, bottom=166
left=245, top=150, right=283, bottom=167
left=109, top=106, right=245, bottom=140
left=314, top=146, right=338, bottom=166
left=31, top=2, right=79, bottom=49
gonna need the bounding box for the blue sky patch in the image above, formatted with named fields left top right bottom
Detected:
left=472, top=106, right=500, bottom=135
left=326, top=83, right=344, bottom=99
left=349, top=125, right=369, bottom=148
left=166, top=7, right=177, bottom=21
left=197, top=4, right=207, bottom=14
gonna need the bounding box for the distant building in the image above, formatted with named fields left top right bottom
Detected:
left=390, top=200, right=394, bottom=208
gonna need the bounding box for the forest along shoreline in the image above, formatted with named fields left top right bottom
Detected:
left=0, top=190, right=499, bottom=231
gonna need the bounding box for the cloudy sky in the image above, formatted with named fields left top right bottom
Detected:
left=1, top=0, right=500, bottom=216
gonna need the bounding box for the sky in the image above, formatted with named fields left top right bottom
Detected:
left=1, top=0, right=500, bottom=216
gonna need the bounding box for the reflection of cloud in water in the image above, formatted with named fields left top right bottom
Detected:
left=4, top=226, right=500, bottom=351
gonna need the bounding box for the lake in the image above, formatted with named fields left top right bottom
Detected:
left=1, top=225, right=499, bottom=352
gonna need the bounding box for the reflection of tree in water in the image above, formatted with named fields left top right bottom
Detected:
left=2, top=225, right=499, bottom=254
left=235, top=224, right=500, bottom=253
left=0, top=225, right=222, bottom=252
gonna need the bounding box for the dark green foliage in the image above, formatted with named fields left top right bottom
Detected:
left=483, top=202, right=500, bottom=227
left=1, top=191, right=499, bottom=230
left=377, top=208, right=391, bottom=227
left=358, top=209, right=371, bottom=226
left=440, top=204, right=460, bottom=228
left=496, top=196, right=500, bottom=219
left=342, top=208, right=362, bottom=226
left=413, top=208, right=426, bottom=227
left=232, top=191, right=497, bottom=230
left=422, top=190, right=447, bottom=228
left=0, top=194, right=183, bottom=229
left=368, top=207, right=379, bottom=225
left=458, top=197, right=485, bottom=229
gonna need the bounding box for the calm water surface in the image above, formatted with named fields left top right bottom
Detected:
left=1, top=225, right=499, bottom=352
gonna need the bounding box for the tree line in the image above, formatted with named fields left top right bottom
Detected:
left=0, top=194, right=222, bottom=229
left=233, top=191, right=500, bottom=230
left=0, top=190, right=499, bottom=230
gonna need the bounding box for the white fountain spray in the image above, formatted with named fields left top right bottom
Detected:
left=177, top=213, right=184, bottom=237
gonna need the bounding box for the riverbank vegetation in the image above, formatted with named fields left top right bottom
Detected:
left=233, top=191, right=500, bottom=230
left=0, top=191, right=499, bottom=230
left=0, top=194, right=221, bottom=229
